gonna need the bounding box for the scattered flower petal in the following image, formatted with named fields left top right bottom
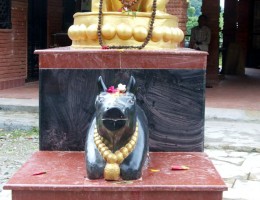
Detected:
left=102, top=45, right=109, bottom=49
left=171, top=165, right=189, bottom=170
left=150, top=168, right=160, bottom=172
left=32, top=171, right=47, bottom=176
left=122, top=7, right=128, bottom=12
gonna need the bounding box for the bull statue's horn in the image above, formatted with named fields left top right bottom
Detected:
left=97, top=76, right=107, bottom=93
left=127, top=76, right=136, bottom=94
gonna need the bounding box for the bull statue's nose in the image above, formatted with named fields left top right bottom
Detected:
left=102, top=107, right=126, bottom=131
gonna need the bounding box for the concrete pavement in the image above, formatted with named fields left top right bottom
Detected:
left=206, top=148, right=260, bottom=200
left=0, top=98, right=39, bottom=131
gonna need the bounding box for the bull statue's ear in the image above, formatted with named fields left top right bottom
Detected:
left=126, top=76, right=136, bottom=93
left=97, top=76, right=107, bottom=93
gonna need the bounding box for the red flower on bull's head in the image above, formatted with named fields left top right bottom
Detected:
left=107, top=86, right=118, bottom=93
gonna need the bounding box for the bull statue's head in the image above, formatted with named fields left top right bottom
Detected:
left=95, top=76, right=136, bottom=151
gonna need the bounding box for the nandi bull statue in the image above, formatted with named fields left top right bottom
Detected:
left=85, top=76, right=148, bottom=181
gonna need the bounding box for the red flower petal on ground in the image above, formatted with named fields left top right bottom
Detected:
left=32, top=171, right=47, bottom=176
left=171, top=165, right=189, bottom=170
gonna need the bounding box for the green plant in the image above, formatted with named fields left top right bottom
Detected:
left=186, top=0, right=201, bottom=35
left=0, top=127, right=39, bottom=139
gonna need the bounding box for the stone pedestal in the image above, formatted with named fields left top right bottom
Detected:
left=4, top=151, right=227, bottom=200
left=4, top=48, right=226, bottom=200
left=35, top=47, right=207, bottom=152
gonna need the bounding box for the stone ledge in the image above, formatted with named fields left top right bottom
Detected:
left=4, top=151, right=227, bottom=200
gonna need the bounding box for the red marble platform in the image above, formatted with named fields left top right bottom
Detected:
left=35, top=47, right=207, bottom=69
left=4, top=151, right=227, bottom=200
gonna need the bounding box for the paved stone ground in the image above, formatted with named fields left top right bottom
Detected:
left=206, top=149, right=260, bottom=200
left=205, top=120, right=260, bottom=152
left=0, top=129, right=39, bottom=200
left=0, top=111, right=39, bottom=131
left=205, top=119, right=260, bottom=200
left=0, top=114, right=260, bottom=200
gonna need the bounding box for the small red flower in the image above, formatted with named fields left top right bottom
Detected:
left=107, top=86, right=118, bottom=93
left=102, top=45, right=109, bottom=49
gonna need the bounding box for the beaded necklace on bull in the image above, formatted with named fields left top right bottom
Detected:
left=97, top=0, right=157, bottom=49
left=94, top=123, right=139, bottom=180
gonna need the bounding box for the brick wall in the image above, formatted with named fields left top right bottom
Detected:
left=167, top=0, right=188, bottom=35
left=47, top=0, right=63, bottom=47
left=0, top=0, right=64, bottom=90
left=0, top=0, right=27, bottom=90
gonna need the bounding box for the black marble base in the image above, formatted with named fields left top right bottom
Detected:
left=40, top=69, right=205, bottom=151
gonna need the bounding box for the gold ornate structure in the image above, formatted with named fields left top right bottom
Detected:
left=68, top=0, right=184, bottom=49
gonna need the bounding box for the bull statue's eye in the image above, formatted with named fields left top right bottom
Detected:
left=129, top=98, right=135, bottom=104
left=98, top=97, right=105, bottom=102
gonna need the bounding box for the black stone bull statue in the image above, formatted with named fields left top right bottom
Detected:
left=85, top=76, right=149, bottom=180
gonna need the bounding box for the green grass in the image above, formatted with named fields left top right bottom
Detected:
left=0, top=127, right=39, bottom=139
